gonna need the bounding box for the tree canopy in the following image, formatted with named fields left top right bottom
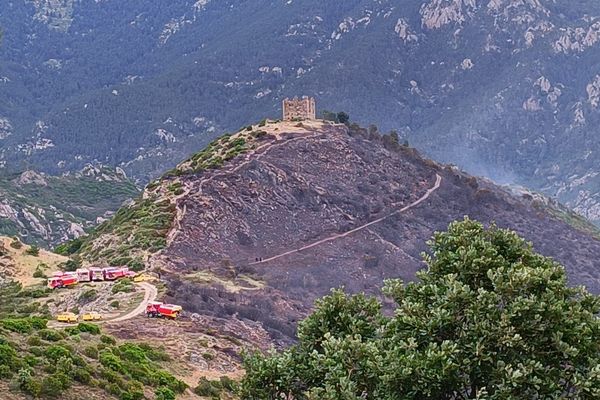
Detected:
left=240, top=218, right=600, bottom=399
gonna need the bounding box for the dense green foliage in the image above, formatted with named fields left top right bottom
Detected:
left=240, top=219, right=600, bottom=399
left=68, top=194, right=175, bottom=265
left=0, top=281, right=186, bottom=399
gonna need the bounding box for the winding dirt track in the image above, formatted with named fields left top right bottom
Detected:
left=48, top=282, right=157, bottom=328
left=107, top=282, right=157, bottom=324
left=250, top=174, right=443, bottom=266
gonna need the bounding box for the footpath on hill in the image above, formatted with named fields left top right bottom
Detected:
left=250, top=173, right=443, bottom=265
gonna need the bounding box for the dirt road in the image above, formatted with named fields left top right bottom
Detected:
left=48, top=282, right=157, bottom=328
left=107, top=282, right=157, bottom=324
left=250, top=173, right=443, bottom=265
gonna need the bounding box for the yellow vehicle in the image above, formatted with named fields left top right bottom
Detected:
left=133, top=273, right=158, bottom=283
left=56, top=312, right=78, bottom=323
left=81, top=312, right=102, bottom=321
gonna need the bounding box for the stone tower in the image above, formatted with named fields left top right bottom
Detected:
left=282, top=96, right=316, bottom=120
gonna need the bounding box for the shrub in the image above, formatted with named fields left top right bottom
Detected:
left=56, top=356, right=74, bottom=376
left=61, top=259, right=80, bottom=272
left=152, top=370, right=187, bottom=393
left=1, top=318, right=32, bottom=333
left=73, top=368, right=92, bottom=384
left=0, top=343, right=20, bottom=369
left=112, top=278, right=134, bottom=294
left=41, top=373, right=70, bottom=398
left=155, top=386, right=176, bottom=400
left=79, top=289, right=98, bottom=303
left=33, top=265, right=46, bottom=278
left=29, top=317, right=48, bottom=329
left=99, top=351, right=125, bottom=373
left=220, top=375, right=237, bottom=392
left=138, top=343, right=170, bottom=362
left=110, top=300, right=120, bottom=309
left=101, top=334, right=117, bottom=345
left=128, top=259, right=145, bottom=272
left=25, top=245, right=40, bottom=256
left=83, top=346, right=99, bottom=359
left=18, top=368, right=42, bottom=397
left=0, top=364, right=12, bottom=378
left=118, top=343, right=147, bottom=363
left=27, top=335, right=42, bottom=346
left=195, top=377, right=222, bottom=397
left=39, top=329, right=64, bottom=342
left=10, top=237, right=22, bottom=249
left=54, top=237, right=83, bottom=256
left=44, top=345, right=71, bottom=361
left=120, top=388, right=144, bottom=400
left=77, top=322, right=101, bottom=335
left=29, top=346, right=44, bottom=357
left=24, top=355, right=40, bottom=367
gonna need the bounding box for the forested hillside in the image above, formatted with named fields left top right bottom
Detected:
left=0, top=167, right=138, bottom=245
left=2, top=0, right=600, bottom=224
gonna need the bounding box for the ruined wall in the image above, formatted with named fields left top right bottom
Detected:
left=282, top=96, right=316, bottom=120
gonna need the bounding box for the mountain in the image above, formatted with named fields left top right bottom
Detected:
left=2, top=0, right=600, bottom=224
left=67, top=119, right=600, bottom=342
left=0, top=166, right=139, bottom=246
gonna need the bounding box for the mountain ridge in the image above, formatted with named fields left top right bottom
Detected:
left=3, top=0, right=600, bottom=226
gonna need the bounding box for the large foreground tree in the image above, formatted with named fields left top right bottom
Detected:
left=240, top=218, right=600, bottom=399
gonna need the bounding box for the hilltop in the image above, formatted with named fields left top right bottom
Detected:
left=67, top=119, right=600, bottom=343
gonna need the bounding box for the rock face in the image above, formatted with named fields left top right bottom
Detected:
left=76, top=120, right=600, bottom=342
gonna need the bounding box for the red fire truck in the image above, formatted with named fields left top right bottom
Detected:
left=48, top=266, right=136, bottom=289
left=76, top=268, right=92, bottom=282
left=90, top=267, right=104, bottom=281
left=47, top=273, right=79, bottom=289
left=145, top=302, right=182, bottom=319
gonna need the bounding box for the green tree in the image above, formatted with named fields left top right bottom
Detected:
left=240, top=218, right=600, bottom=399
left=337, top=112, right=350, bottom=124
left=321, top=110, right=338, bottom=122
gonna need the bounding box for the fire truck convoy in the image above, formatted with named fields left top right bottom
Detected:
left=47, top=267, right=136, bottom=289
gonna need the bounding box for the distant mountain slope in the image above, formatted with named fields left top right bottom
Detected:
left=2, top=1, right=600, bottom=225
left=0, top=166, right=139, bottom=245
left=68, top=120, right=600, bottom=342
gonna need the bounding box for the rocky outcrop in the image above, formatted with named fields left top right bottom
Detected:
left=0, top=167, right=138, bottom=245
left=420, top=0, right=477, bottom=30
left=30, top=0, right=77, bottom=32
left=0, top=118, right=12, bottom=140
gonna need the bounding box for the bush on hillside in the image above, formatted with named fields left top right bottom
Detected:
left=240, top=218, right=600, bottom=399
left=25, top=245, right=40, bottom=257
